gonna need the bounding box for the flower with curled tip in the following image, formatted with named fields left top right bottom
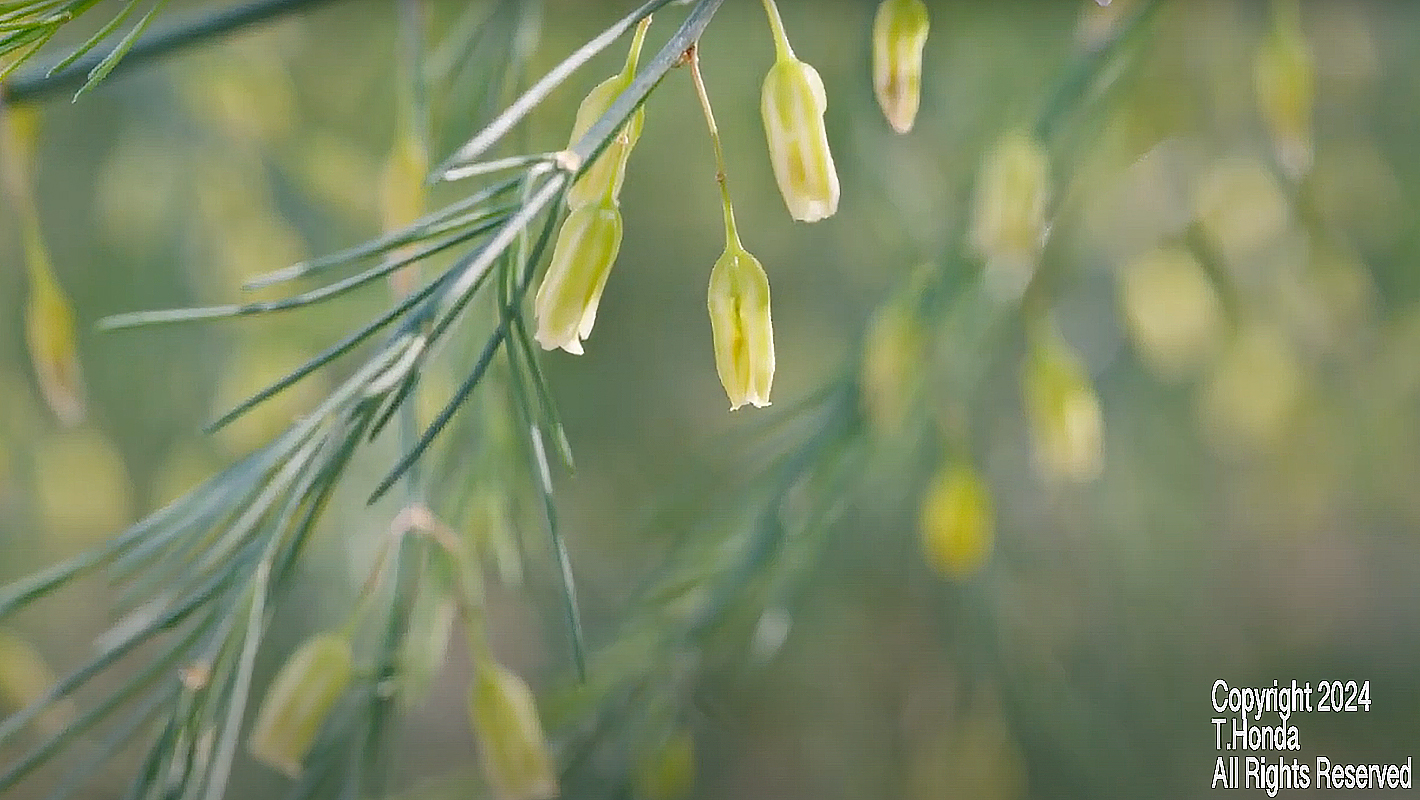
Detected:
left=533, top=199, right=624, bottom=355
left=565, top=17, right=651, bottom=207
left=468, top=662, right=558, bottom=800
left=872, top=0, right=930, bottom=133
left=759, top=0, right=839, bottom=222
left=708, top=241, right=775, bottom=410
left=247, top=632, right=353, bottom=779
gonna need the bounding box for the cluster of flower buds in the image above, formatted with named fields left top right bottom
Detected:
left=970, top=130, right=1052, bottom=301
left=919, top=461, right=994, bottom=578
left=1022, top=324, right=1104, bottom=483
left=760, top=0, right=840, bottom=222
left=248, top=632, right=354, bottom=778
left=468, top=661, right=558, bottom=800
left=1253, top=0, right=1314, bottom=179
left=533, top=18, right=651, bottom=355
left=872, top=0, right=930, bottom=133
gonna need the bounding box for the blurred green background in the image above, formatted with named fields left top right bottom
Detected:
left=3, top=0, right=1420, bottom=797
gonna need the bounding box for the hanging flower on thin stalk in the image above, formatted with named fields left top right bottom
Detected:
left=759, top=0, right=840, bottom=222
left=689, top=44, right=776, bottom=409
left=533, top=197, right=623, bottom=355
left=872, top=0, right=930, bottom=133
left=468, top=661, right=558, bottom=800
left=248, top=632, right=354, bottom=779
left=565, top=16, right=653, bottom=207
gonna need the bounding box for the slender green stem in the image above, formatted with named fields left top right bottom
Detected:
left=759, top=0, right=792, bottom=61
left=687, top=44, right=739, bottom=248
left=4, top=0, right=340, bottom=102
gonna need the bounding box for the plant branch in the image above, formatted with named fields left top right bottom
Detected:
left=4, top=0, right=342, bottom=103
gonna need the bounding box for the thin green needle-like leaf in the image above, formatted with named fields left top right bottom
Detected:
left=73, top=0, right=169, bottom=98
left=203, top=271, right=449, bottom=433
left=42, top=686, right=177, bottom=800
left=242, top=181, right=520, bottom=289
left=436, top=0, right=674, bottom=173
left=45, top=0, right=139, bottom=76
left=197, top=566, right=266, bottom=800
left=0, top=570, right=229, bottom=747
left=99, top=218, right=502, bottom=331
left=506, top=320, right=586, bottom=680
left=0, top=620, right=205, bottom=794
left=370, top=178, right=564, bottom=502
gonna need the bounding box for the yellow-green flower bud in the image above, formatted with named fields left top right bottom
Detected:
left=468, top=662, right=558, bottom=800
left=919, top=463, right=994, bottom=578
left=1254, top=6, right=1314, bottom=179
left=708, top=242, right=775, bottom=410
left=565, top=17, right=651, bottom=207
left=1023, top=327, right=1104, bottom=483
left=759, top=3, right=839, bottom=222
left=534, top=200, right=624, bottom=355
left=1119, top=246, right=1223, bottom=379
left=860, top=292, right=927, bottom=434
left=970, top=131, right=1051, bottom=300
left=633, top=728, right=696, bottom=800
left=872, top=0, right=930, bottom=134
left=0, top=629, right=76, bottom=736
left=248, top=632, right=353, bottom=779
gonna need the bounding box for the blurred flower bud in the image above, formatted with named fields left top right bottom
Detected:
left=759, top=4, right=839, bottom=222
left=1254, top=6, right=1314, bottom=179
left=872, top=0, right=930, bottom=133
left=248, top=632, right=353, bottom=778
left=400, top=589, right=455, bottom=710
left=708, top=242, right=775, bottom=409
left=1198, top=321, right=1301, bottom=455
left=634, top=728, right=696, bottom=800
left=4, top=105, right=86, bottom=427
left=1023, top=327, right=1104, bottom=483
left=468, top=662, right=558, bottom=800
left=1119, top=246, right=1224, bottom=379
left=22, top=230, right=86, bottom=427
left=380, top=129, right=429, bottom=297
left=919, top=463, right=994, bottom=578
left=0, top=629, right=76, bottom=736
left=565, top=18, right=651, bottom=207
left=534, top=200, right=624, bottom=355
left=860, top=292, right=927, bottom=433
left=970, top=131, right=1051, bottom=301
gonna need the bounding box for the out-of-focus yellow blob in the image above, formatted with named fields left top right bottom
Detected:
left=1119, top=247, right=1224, bottom=379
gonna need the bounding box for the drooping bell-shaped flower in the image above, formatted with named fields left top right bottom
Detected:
left=708, top=238, right=775, bottom=410
left=248, top=632, right=354, bottom=778
left=533, top=199, right=624, bottom=355
left=872, top=0, right=930, bottom=133
left=468, top=662, right=558, bottom=800
left=565, top=17, right=652, bottom=208
left=759, top=0, right=839, bottom=222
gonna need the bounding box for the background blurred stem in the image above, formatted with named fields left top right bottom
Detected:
left=4, top=0, right=342, bottom=103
